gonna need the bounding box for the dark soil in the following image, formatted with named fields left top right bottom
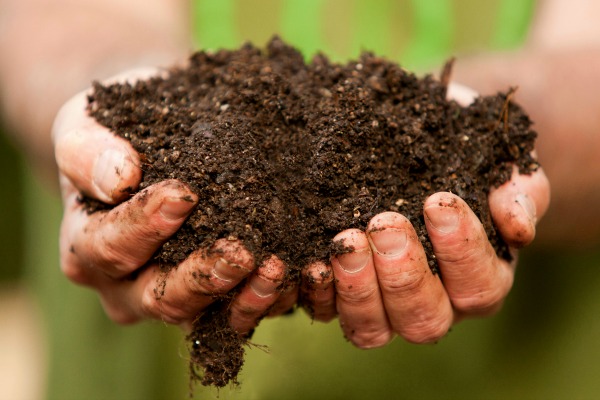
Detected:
left=86, top=37, right=538, bottom=387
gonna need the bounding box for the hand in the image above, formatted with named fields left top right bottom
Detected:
left=52, top=69, right=293, bottom=334
left=299, top=83, right=551, bottom=348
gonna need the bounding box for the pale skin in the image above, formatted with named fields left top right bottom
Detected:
left=2, top=0, right=563, bottom=348
left=453, top=0, right=600, bottom=246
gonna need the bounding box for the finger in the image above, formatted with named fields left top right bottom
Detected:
left=424, top=192, right=514, bottom=316
left=331, top=229, right=393, bottom=349
left=489, top=165, right=551, bottom=248
left=300, top=261, right=336, bottom=322
left=64, top=180, right=197, bottom=279
left=53, top=68, right=161, bottom=204
left=53, top=90, right=142, bottom=204
left=447, top=82, right=478, bottom=106
left=367, top=212, right=453, bottom=344
left=229, top=255, right=287, bottom=334
left=98, top=239, right=256, bottom=324
left=266, top=283, right=299, bottom=317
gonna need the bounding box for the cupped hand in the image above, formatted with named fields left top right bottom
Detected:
left=52, top=69, right=291, bottom=334
left=299, top=83, right=551, bottom=348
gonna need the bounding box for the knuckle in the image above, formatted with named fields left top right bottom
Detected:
left=348, top=327, right=394, bottom=349
left=450, top=263, right=514, bottom=314
left=103, top=305, right=140, bottom=325
left=451, top=286, right=507, bottom=314
left=60, top=257, right=91, bottom=285
left=337, top=284, right=379, bottom=306
left=266, top=304, right=292, bottom=318
left=303, top=262, right=334, bottom=288
left=301, top=286, right=335, bottom=321
left=270, top=287, right=297, bottom=313
left=258, top=257, right=286, bottom=282
left=311, top=301, right=337, bottom=322
left=438, top=239, right=489, bottom=266
left=399, top=319, right=451, bottom=344
left=229, top=306, right=262, bottom=333
left=140, top=288, right=187, bottom=323
left=184, top=269, right=220, bottom=296
left=140, top=287, right=205, bottom=324
left=211, top=239, right=255, bottom=270
left=379, top=268, right=428, bottom=297
left=312, top=291, right=336, bottom=310
left=232, top=301, right=263, bottom=318
left=313, top=311, right=336, bottom=323
left=141, top=292, right=187, bottom=324
left=98, top=291, right=140, bottom=325
left=91, top=240, right=138, bottom=275
left=504, top=218, right=535, bottom=248
left=140, top=288, right=162, bottom=319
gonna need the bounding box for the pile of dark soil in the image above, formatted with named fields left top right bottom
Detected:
left=86, top=37, right=538, bottom=387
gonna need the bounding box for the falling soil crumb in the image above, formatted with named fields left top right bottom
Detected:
left=85, top=37, right=539, bottom=388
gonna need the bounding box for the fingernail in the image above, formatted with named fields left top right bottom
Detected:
left=93, top=149, right=126, bottom=202
left=368, top=228, right=407, bottom=257
left=516, top=193, right=537, bottom=224
left=250, top=276, right=277, bottom=298
left=424, top=204, right=460, bottom=233
left=159, top=196, right=195, bottom=221
left=336, top=248, right=371, bottom=273
left=212, top=258, right=236, bottom=282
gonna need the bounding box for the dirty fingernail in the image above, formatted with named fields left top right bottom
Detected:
left=212, top=258, right=239, bottom=282
left=250, top=276, right=277, bottom=298
left=336, top=248, right=371, bottom=273
left=424, top=204, right=460, bottom=234
left=369, top=228, right=407, bottom=257
left=159, top=196, right=196, bottom=221
left=93, top=149, right=126, bottom=202
left=516, top=193, right=537, bottom=224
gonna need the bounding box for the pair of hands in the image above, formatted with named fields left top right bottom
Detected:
left=52, top=70, right=550, bottom=349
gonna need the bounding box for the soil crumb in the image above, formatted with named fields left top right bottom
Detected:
left=86, top=37, right=538, bottom=387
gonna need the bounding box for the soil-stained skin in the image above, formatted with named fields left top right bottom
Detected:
left=86, top=37, right=538, bottom=387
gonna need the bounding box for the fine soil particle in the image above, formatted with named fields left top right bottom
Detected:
left=86, top=37, right=538, bottom=387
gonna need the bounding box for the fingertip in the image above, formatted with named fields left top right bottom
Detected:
left=424, top=191, right=462, bottom=209
left=367, top=211, right=409, bottom=230
left=332, top=229, right=371, bottom=274
left=228, top=255, right=287, bottom=334
left=92, top=147, right=142, bottom=204
left=346, top=328, right=395, bottom=349
left=249, top=255, right=286, bottom=297
left=211, top=238, right=256, bottom=273
left=367, top=212, right=412, bottom=258
left=132, top=180, right=196, bottom=226
left=191, top=238, right=255, bottom=286
left=301, top=261, right=336, bottom=322
left=489, top=167, right=551, bottom=247
left=511, top=193, right=537, bottom=247
left=446, top=82, right=478, bottom=106
left=155, top=180, right=198, bottom=221
left=56, top=125, right=142, bottom=204
left=423, top=192, right=464, bottom=235
left=332, top=228, right=368, bottom=246
left=507, top=166, right=551, bottom=223
left=303, top=261, right=334, bottom=287
left=533, top=168, right=551, bottom=218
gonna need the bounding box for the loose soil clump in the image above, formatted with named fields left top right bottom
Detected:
left=86, top=37, right=538, bottom=387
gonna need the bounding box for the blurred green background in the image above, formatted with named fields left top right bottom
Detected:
left=1, top=0, right=599, bottom=399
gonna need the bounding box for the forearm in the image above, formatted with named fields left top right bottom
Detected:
left=454, top=48, right=600, bottom=246
left=0, top=0, right=191, bottom=182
